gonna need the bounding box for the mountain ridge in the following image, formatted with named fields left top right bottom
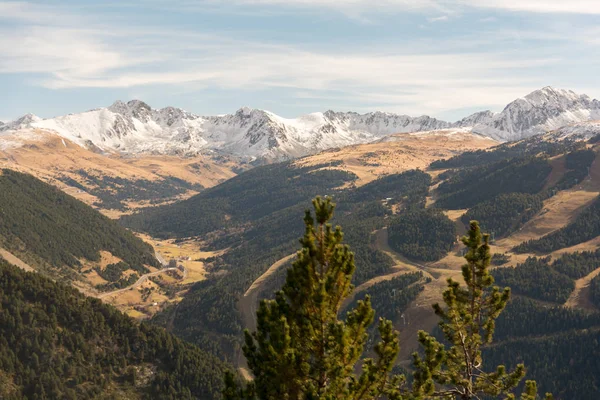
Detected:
left=2, top=86, right=600, bottom=160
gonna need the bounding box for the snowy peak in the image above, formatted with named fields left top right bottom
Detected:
left=524, top=86, right=588, bottom=105
left=0, top=113, right=42, bottom=132
left=473, top=87, right=600, bottom=141
left=455, top=110, right=497, bottom=127
left=108, top=99, right=153, bottom=122
left=3, top=86, right=600, bottom=160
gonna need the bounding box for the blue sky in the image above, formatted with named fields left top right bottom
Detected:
left=1, top=0, right=600, bottom=122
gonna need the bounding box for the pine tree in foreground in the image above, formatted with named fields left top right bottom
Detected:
left=224, top=196, right=402, bottom=400
left=411, top=221, right=552, bottom=400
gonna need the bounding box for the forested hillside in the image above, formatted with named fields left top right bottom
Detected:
left=591, top=275, right=600, bottom=309
left=0, top=169, right=159, bottom=285
left=115, top=137, right=600, bottom=397
left=435, top=156, right=552, bottom=209
left=122, top=161, right=356, bottom=238
left=343, top=271, right=425, bottom=343
left=514, top=195, right=600, bottom=254
left=430, top=137, right=576, bottom=169
left=489, top=261, right=600, bottom=398
left=129, top=167, right=432, bottom=360
left=462, top=193, right=543, bottom=238
left=388, top=209, right=456, bottom=261
left=0, top=258, right=230, bottom=399
left=58, top=170, right=204, bottom=211
left=485, top=328, right=600, bottom=400
left=493, top=257, right=574, bottom=303
left=435, top=144, right=596, bottom=240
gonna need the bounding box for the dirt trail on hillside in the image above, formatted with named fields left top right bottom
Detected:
left=371, top=228, right=466, bottom=361
left=0, top=248, right=34, bottom=272
left=543, top=155, right=567, bottom=191
left=239, top=254, right=296, bottom=332
left=493, top=190, right=599, bottom=252
left=586, top=149, right=600, bottom=191
left=236, top=253, right=296, bottom=375
left=564, top=266, right=600, bottom=311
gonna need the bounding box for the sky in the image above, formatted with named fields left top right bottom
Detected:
left=1, top=0, right=600, bottom=122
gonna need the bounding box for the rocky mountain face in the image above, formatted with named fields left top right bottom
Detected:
left=0, top=113, right=43, bottom=133
left=2, top=87, right=599, bottom=160
left=472, top=87, right=600, bottom=141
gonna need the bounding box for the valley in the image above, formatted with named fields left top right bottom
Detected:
left=5, top=0, right=600, bottom=394
left=2, top=87, right=600, bottom=399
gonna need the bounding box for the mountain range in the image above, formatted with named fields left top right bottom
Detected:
left=2, top=86, right=600, bottom=161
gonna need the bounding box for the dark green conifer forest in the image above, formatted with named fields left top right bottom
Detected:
left=0, top=257, right=231, bottom=399
left=0, top=169, right=159, bottom=283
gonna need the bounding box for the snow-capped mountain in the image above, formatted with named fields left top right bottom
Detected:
left=3, top=100, right=459, bottom=160
left=472, top=87, right=600, bottom=141
left=455, top=110, right=497, bottom=128
left=2, top=86, right=599, bottom=160
left=0, top=113, right=42, bottom=133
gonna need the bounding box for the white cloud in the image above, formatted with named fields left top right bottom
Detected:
left=456, top=0, right=600, bottom=14
left=203, top=0, right=600, bottom=15
left=428, top=15, right=449, bottom=22
left=23, top=38, right=557, bottom=114
left=2, top=1, right=600, bottom=117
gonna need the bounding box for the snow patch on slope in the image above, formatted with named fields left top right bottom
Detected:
left=543, top=121, right=600, bottom=142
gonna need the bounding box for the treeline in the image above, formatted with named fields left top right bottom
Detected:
left=513, top=195, right=600, bottom=253
left=388, top=209, right=456, bottom=261
left=0, top=258, right=230, bottom=400
left=0, top=169, right=158, bottom=278
left=430, top=138, right=575, bottom=169
left=462, top=193, right=543, bottom=238
left=94, top=261, right=134, bottom=282
left=491, top=253, right=511, bottom=265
